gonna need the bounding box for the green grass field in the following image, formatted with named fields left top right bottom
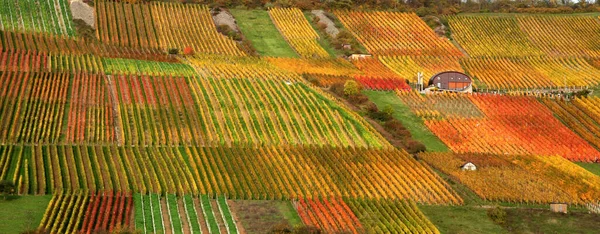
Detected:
left=229, top=9, right=298, bottom=58
left=575, top=162, right=600, bottom=176
left=363, top=90, right=449, bottom=152
left=0, top=195, right=51, bottom=234
left=503, top=208, right=600, bottom=233
left=419, top=205, right=506, bottom=234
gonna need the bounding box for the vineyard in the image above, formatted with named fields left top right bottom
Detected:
left=397, top=91, right=600, bottom=161
left=449, top=16, right=545, bottom=57
left=0, top=0, right=75, bottom=37
left=296, top=197, right=363, bottom=233
left=380, top=56, right=464, bottom=84
left=134, top=194, right=239, bottom=234
left=0, top=144, right=461, bottom=203
left=351, top=57, right=411, bottom=90
left=2, top=1, right=600, bottom=233
left=421, top=152, right=600, bottom=204
left=542, top=97, right=600, bottom=150
left=344, top=198, right=439, bottom=233
left=334, top=10, right=462, bottom=56
left=449, top=15, right=600, bottom=58
left=39, top=191, right=133, bottom=233
left=460, top=56, right=600, bottom=90
left=95, top=1, right=244, bottom=55
left=269, top=8, right=330, bottom=58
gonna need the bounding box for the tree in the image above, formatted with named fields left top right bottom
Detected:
left=183, top=46, right=195, bottom=56
left=343, top=80, right=362, bottom=96
left=0, top=180, right=16, bottom=200
left=383, top=104, right=395, bottom=117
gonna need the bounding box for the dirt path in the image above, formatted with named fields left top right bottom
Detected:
left=210, top=200, right=228, bottom=234
left=311, top=10, right=339, bottom=38
left=177, top=198, right=192, bottom=234
left=105, top=75, right=123, bottom=145
left=192, top=198, right=210, bottom=234
left=226, top=200, right=247, bottom=234
left=160, top=198, right=173, bottom=234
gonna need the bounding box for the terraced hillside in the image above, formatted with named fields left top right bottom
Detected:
left=0, top=1, right=599, bottom=234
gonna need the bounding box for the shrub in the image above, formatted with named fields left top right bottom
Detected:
left=384, top=119, right=411, bottom=138
left=168, top=48, right=179, bottom=55
left=73, top=19, right=96, bottom=42
left=343, top=80, right=361, bottom=96
left=487, top=206, right=507, bottom=225
left=365, top=102, right=379, bottom=113
left=238, top=38, right=258, bottom=56
left=368, top=110, right=392, bottom=122
left=293, top=226, right=321, bottom=233
left=269, top=222, right=293, bottom=233
left=317, top=22, right=328, bottom=30
left=217, top=24, right=234, bottom=35
left=347, top=93, right=369, bottom=105
left=294, top=0, right=314, bottom=10
left=406, top=140, right=426, bottom=154
left=383, top=104, right=394, bottom=117
left=0, top=180, right=16, bottom=200
left=330, top=83, right=345, bottom=96
left=183, top=46, right=195, bottom=55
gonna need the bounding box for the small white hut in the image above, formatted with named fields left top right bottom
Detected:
left=460, top=162, right=477, bottom=171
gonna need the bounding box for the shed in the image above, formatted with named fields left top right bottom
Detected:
left=428, top=71, right=472, bottom=93
left=550, top=203, right=568, bottom=214
left=460, top=162, right=477, bottom=171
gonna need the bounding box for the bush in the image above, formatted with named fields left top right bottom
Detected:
left=293, top=226, right=321, bottom=233
left=73, top=19, right=96, bottom=42
left=294, top=0, right=314, bottom=10
left=183, top=46, right=195, bottom=55
left=384, top=119, right=411, bottom=138
left=415, top=7, right=436, bottom=17
left=238, top=38, right=258, bottom=56
left=168, top=48, right=179, bottom=55
left=347, top=94, right=369, bottom=105
left=269, top=222, right=293, bottom=233
left=217, top=24, right=234, bottom=35
left=343, top=80, right=361, bottom=96
left=382, top=104, right=394, bottom=117
left=487, top=206, right=507, bottom=225
left=365, top=102, right=379, bottom=113
left=368, top=110, right=392, bottom=122
left=329, top=83, right=345, bottom=96
left=406, top=140, right=426, bottom=154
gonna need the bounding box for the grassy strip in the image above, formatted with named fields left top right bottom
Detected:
left=183, top=195, right=202, bottom=233
left=575, top=162, right=600, bottom=176
left=217, top=196, right=238, bottom=234
left=151, top=194, right=164, bottom=234
left=229, top=9, right=298, bottom=58
left=278, top=201, right=303, bottom=227
left=418, top=205, right=506, bottom=234
left=363, top=90, right=449, bottom=152
left=302, top=12, right=339, bottom=57
left=200, top=195, right=220, bottom=233
left=133, top=193, right=146, bottom=233
left=167, top=194, right=183, bottom=234
left=503, top=208, right=600, bottom=233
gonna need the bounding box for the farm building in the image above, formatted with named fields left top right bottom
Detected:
left=550, top=203, right=568, bottom=213
left=427, top=71, right=473, bottom=93
left=461, top=162, right=477, bottom=171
